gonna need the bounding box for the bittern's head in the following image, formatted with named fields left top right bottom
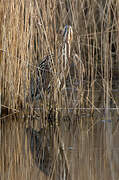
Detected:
left=63, top=25, right=73, bottom=44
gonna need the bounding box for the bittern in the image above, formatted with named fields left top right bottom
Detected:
left=33, top=25, right=73, bottom=98
left=39, top=25, right=73, bottom=71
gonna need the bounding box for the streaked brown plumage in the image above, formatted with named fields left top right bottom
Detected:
left=31, top=25, right=73, bottom=99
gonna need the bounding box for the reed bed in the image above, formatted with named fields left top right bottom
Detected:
left=0, top=0, right=119, bottom=120
left=0, top=2, right=119, bottom=180
left=1, top=1, right=119, bottom=179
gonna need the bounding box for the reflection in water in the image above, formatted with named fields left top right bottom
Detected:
left=0, top=112, right=119, bottom=179
left=26, top=126, right=71, bottom=179
left=26, top=127, right=54, bottom=176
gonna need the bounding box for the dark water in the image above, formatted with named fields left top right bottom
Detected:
left=0, top=108, right=119, bottom=180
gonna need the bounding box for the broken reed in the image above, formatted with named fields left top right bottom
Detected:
left=0, top=0, right=119, bottom=117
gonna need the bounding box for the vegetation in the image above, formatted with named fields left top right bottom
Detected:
left=0, top=1, right=119, bottom=179
left=0, top=0, right=119, bottom=118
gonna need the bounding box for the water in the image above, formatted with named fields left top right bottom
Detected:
left=0, top=109, right=119, bottom=180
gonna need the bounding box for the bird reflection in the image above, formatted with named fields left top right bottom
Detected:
left=26, top=127, right=70, bottom=179
left=26, top=127, right=54, bottom=176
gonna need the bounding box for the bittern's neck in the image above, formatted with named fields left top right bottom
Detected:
left=64, top=42, right=71, bottom=58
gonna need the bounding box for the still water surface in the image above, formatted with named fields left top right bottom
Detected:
left=0, top=110, right=119, bottom=180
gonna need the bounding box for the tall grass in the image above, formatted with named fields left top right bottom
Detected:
left=0, top=0, right=119, bottom=118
